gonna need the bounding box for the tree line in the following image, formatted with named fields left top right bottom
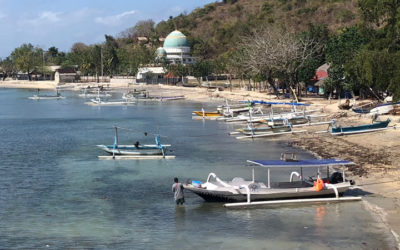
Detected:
left=1, top=0, right=400, bottom=100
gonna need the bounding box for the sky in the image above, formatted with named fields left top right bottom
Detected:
left=0, top=0, right=216, bottom=58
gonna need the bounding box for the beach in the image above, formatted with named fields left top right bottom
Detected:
left=2, top=79, right=400, bottom=247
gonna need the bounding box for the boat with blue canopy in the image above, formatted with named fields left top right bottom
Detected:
left=184, top=153, right=358, bottom=205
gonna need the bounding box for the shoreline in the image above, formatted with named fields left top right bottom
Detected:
left=2, top=80, right=400, bottom=247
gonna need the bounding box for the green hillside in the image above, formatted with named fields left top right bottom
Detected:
left=155, top=0, right=359, bottom=59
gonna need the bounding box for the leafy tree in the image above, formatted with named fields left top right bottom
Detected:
left=0, top=57, right=16, bottom=79
left=103, top=35, right=119, bottom=76
left=324, top=26, right=370, bottom=97
left=10, top=43, right=42, bottom=80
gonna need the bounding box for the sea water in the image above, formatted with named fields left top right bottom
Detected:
left=0, top=88, right=394, bottom=249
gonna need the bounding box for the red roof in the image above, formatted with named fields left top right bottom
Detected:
left=164, top=72, right=176, bottom=78
left=315, top=70, right=328, bottom=80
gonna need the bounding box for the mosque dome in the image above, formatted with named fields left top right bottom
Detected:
left=155, top=47, right=167, bottom=58
left=163, top=30, right=190, bottom=48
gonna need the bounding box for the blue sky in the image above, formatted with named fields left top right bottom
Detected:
left=0, top=0, right=216, bottom=58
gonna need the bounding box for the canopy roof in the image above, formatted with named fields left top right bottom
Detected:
left=248, top=100, right=311, bottom=106
left=247, top=159, right=354, bottom=168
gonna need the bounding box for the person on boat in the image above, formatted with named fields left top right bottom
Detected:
left=172, top=177, right=185, bottom=205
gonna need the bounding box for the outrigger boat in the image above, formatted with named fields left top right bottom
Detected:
left=79, top=88, right=111, bottom=98
left=234, top=124, right=292, bottom=136
left=29, top=89, right=65, bottom=100
left=89, top=97, right=136, bottom=106
left=330, top=118, right=392, bottom=135
left=97, top=127, right=171, bottom=157
left=192, top=108, right=223, bottom=118
left=184, top=154, right=360, bottom=207
left=122, top=89, right=149, bottom=100
left=155, top=95, right=185, bottom=101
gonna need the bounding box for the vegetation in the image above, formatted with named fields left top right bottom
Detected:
left=1, top=0, right=400, bottom=100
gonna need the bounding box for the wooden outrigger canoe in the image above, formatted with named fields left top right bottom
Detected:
left=331, top=118, right=391, bottom=135
left=192, top=111, right=222, bottom=117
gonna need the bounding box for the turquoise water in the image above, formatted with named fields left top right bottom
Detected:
left=0, top=88, right=393, bottom=249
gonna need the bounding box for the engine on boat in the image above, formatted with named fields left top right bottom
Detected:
left=329, top=172, right=343, bottom=184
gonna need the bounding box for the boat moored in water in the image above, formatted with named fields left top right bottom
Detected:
left=184, top=156, right=356, bottom=203
left=97, top=127, right=171, bottom=157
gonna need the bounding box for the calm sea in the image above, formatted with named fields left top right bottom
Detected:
left=0, top=88, right=393, bottom=249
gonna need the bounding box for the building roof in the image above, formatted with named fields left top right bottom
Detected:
left=163, top=30, right=190, bottom=48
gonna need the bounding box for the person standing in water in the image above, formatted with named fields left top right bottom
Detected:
left=172, top=177, right=185, bottom=205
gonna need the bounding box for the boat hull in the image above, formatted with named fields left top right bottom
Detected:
left=192, top=111, right=222, bottom=117
left=97, top=144, right=166, bottom=155
left=331, top=119, right=390, bottom=135
left=184, top=183, right=350, bottom=202
left=238, top=125, right=291, bottom=135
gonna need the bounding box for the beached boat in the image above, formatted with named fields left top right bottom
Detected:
left=352, top=101, right=379, bottom=114
left=184, top=156, right=356, bottom=203
left=331, top=118, right=391, bottom=135
left=155, top=95, right=185, bottom=101
left=369, top=102, right=400, bottom=115
left=97, top=127, right=170, bottom=156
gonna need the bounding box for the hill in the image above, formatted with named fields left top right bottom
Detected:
left=154, top=0, right=360, bottom=59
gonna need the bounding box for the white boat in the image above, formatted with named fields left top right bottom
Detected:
left=29, top=95, right=65, bottom=100
left=28, top=90, right=65, bottom=100
left=97, top=127, right=171, bottom=157
left=184, top=155, right=356, bottom=204
left=122, top=89, right=149, bottom=100
left=369, top=102, right=400, bottom=115
left=89, top=97, right=135, bottom=106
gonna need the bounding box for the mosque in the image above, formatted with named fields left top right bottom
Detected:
left=136, top=30, right=195, bottom=82
left=155, top=30, right=195, bottom=65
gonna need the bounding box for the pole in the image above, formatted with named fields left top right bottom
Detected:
left=42, top=50, right=45, bottom=80
left=101, top=46, right=104, bottom=82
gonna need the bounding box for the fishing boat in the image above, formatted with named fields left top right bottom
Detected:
left=235, top=124, right=291, bottom=136
left=184, top=155, right=357, bottom=205
left=78, top=87, right=111, bottom=98
left=331, top=118, right=391, bottom=135
left=89, top=97, right=136, bottom=106
left=28, top=90, right=65, bottom=100
left=369, top=102, right=400, bottom=115
left=155, top=95, right=185, bottom=101
left=122, top=89, right=149, bottom=100
left=352, top=101, right=379, bottom=114
left=97, top=127, right=171, bottom=156
left=192, top=110, right=222, bottom=117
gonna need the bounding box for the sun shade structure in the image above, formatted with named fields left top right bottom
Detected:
left=247, top=159, right=354, bottom=168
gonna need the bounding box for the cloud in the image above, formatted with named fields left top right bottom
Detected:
left=94, top=10, right=136, bottom=26
left=19, top=11, right=62, bottom=27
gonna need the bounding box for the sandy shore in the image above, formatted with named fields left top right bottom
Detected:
left=2, top=80, right=400, bottom=246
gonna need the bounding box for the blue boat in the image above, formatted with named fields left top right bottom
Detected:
left=331, top=119, right=391, bottom=135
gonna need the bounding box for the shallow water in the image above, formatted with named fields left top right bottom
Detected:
left=0, top=88, right=393, bottom=249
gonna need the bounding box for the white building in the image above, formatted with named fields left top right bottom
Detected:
left=155, top=30, right=195, bottom=65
